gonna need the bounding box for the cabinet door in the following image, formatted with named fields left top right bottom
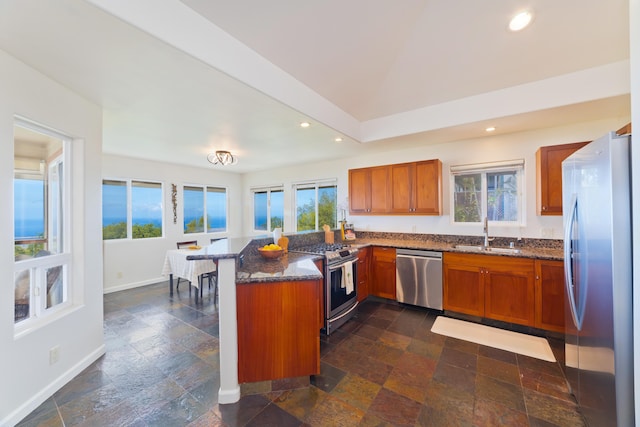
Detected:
left=349, top=168, right=370, bottom=214
left=535, top=259, right=565, bottom=332
left=369, top=166, right=391, bottom=213
left=371, top=247, right=396, bottom=299
left=413, top=160, right=442, bottom=214
left=484, top=257, right=535, bottom=326
left=357, top=247, right=371, bottom=302
left=443, top=255, right=484, bottom=316
left=349, top=166, right=390, bottom=214
left=536, top=142, right=588, bottom=215
left=389, top=163, right=413, bottom=213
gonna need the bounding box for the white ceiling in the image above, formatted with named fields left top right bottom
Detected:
left=0, top=0, right=631, bottom=173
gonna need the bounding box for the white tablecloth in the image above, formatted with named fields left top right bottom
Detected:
left=162, top=249, right=217, bottom=289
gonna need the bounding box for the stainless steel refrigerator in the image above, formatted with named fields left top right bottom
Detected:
left=562, top=131, right=634, bottom=426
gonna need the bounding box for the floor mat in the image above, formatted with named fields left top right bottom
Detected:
left=431, top=316, right=556, bottom=362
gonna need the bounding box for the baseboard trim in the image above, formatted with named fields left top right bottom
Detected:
left=4, top=344, right=106, bottom=426
left=103, top=277, right=165, bottom=294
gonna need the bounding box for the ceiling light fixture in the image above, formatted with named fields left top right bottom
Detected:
left=300, top=121, right=310, bottom=128
left=509, top=10, right=533, bottom=31
left=485, top=126, right=496, bottom=132
left=207, top=150, right=237, bottom=166
left=335, top=137, right=343, bottom=143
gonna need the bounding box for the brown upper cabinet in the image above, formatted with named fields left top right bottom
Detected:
left=349, top=166, right=391, bottom=214
left=349, top=159, right=442, bottom=215
left=536, top=142, right=588, bottom=215
left=616, top=122, right=631, bottom=135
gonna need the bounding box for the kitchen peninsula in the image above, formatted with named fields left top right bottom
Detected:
left=186, top=237, right=324, bottom=403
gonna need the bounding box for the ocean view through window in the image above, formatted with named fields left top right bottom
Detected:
left=183, top=185, right=227, bottom=234
left=102, top=179, right=163, bottom=239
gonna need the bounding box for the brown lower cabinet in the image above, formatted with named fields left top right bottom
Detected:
left=370, top=246, right=396, bottom=300
left=444, top=253, right=565, bottom=332
left=535, top=259, right=565, bottom=333
left=356, top=246, right=371, bottom=302
left=237, top=279, right=321, bottom=383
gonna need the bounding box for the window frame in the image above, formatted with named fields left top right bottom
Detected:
left=251, top=186, right=284, bottom=232
left=102, top=178, right=164, bottom=240
left=14, top=118, right=73, bottom=331
left=449, top=160, right=525, bottom=226
left=182, top=184, right=228, bottom=235
left=293, top=179, right=338, bottom=232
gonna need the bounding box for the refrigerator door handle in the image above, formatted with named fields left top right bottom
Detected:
left=564, top=194, right=584, bottom=330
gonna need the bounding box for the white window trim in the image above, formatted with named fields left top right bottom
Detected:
left=449, top=159, right=525, bottom=226
left=292, top=179, right=338, bottom=232
left=251, top=185, right=284, bottom=233
left=102, top=178, right=165, bottom=240
left=14, top=117, right=73, bottom=333
left=183, top=184, right=229, bottom=235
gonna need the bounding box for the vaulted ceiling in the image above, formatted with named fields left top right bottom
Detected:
left=0, top=0, right=630, bottom=172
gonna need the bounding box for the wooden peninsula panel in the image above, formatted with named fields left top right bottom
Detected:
left=237, top=279, right=321, bottom=383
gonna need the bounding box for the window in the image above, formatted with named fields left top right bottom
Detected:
left=450, top=160, right=524, bottom=225
left=183, top=185, right=227, bottom=234
left=294, top=181, right=337, bottom=231
left=14, top=121, right=71, bottom=325
left=102, top=179, right=163, bottom=239
left=252, top=187, right=284, bottom=231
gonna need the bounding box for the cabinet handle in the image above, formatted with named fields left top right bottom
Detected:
left=542, top=206, right=547, bottom=211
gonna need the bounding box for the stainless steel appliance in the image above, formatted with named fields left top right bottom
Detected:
left=395, top=249, right=443, bottom=310
left=292, top=243, right=359, bottom=335
left=562, top=131, right=633, bottom=426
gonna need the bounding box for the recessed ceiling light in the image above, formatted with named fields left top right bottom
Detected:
left=335, top=137, right=343, bottom=143
left=300, top=121, right=310, bottom=128
left=485, top=126, right=496, bottom=132
left=509, top=10, right=533, bottom=31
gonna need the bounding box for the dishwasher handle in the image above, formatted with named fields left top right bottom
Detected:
left=396, top=248, right=442, bottom=259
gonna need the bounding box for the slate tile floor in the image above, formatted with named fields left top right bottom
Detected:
left=18, top=281, right=585, bottom=426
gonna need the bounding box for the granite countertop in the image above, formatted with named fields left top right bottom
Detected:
left=186, top=238, right=324, bottom=284
left=349, top=236, right=564, bottom=261
left=236, top=252, right=323, bottom=284
left=187, top=232, right=563, bottom=285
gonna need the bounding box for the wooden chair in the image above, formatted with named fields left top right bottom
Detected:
left=176, top=240, right=198, bottom=292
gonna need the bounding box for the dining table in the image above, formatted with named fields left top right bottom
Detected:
left=162, top=247, right=217, bottom=297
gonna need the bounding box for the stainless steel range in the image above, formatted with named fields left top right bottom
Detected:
left=292, top=243, right=359, bottom=335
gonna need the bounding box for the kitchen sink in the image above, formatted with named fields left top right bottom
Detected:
left=453, top=244, right=485, bottom=252
left=487, top=247, right=521, bottom=254
left=453, top=244, right=521, bottom=254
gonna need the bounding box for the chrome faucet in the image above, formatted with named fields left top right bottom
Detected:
left=483, top=217, right=494, bottom=248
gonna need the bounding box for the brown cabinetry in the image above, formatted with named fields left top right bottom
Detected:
left=356, top=246, right=371, bottom=302
left=237, top=279, right=321, bottom=383
left=348, top=166, right=390, bottom=214
left=370, top=246, right=396, bottom=300
left=443, top=253, right=535, bottom=328
left=536, top=142, right=588, bottom=215
left=349, top=159, right=442, bottom=215
left=389, top=160, right=442, bottom=214
left=534, top=259, right=565, bottom=333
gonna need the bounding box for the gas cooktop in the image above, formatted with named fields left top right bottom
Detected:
left=291, top=243, right=359, bottom=263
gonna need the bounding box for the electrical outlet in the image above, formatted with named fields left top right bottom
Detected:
left=49, top=346, right=60, bottom=365
left=411, top=225, right=417, bottom=233
left=117, top=272, right=123, bottom=279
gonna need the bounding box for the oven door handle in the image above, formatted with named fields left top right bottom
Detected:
left=327, top=257, right=357, bottom=272
left=330, top=300, right=359, bottom=322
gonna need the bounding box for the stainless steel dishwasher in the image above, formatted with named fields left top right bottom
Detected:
left=395, top=249, right=443, bottom=310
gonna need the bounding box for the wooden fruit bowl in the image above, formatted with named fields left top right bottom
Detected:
left=258, top=247, right=284, bottom=260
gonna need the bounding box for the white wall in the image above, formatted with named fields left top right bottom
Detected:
left=0, top=50, right=105, bottom=425
left=102, top=154, right=244, bottom=293
left=242, top=118, right=629, bottom=239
